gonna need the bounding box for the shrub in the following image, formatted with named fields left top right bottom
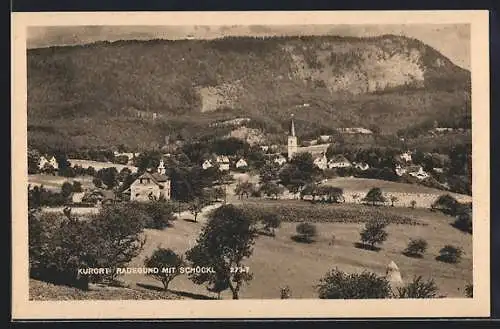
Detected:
left=294, top=222, right=317, bottom=243
left=465, top=283, right=473, bottom=297
left=359, top=218, right=388, bottom=250
left=436, top=245, right=463, bottom=263
left=452, top=209, right=472, bottom=234
left=362, top=187, right=387, bottom=206
left=410, top=200, right=417, bottom=209
left=261, top=212, right=281, bottom=236
left=403, top=238, right=428, bottom=258
left=317, top=268, right=392, bottom=299
left=127, top=201, right=176, bottom=229
left=396, top=276, right=439, bottom=298
left=280, top=286, right=291, bottom=299
left=144, top=247, right=184, bottom=290
left=431, top=194, right=459, bottom=215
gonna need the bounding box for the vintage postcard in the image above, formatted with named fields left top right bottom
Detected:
left=11, top=10, right=490, bottom=319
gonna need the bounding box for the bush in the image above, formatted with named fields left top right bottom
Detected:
left=436, top=245, right=463, bottom=263
left=465, top=283, right=473, bottom=297
left=396, top=276, right=439, bottom=298
left=294, top=222, right=317, bottom=243
left=261, top=212, right=281, bottom=236
left=431, top=194, right=459, bottom=215
left=359, top=218, right=388, bottom=250
left=362, top=187, right=387, bottom=206
left=452, top=209, right=472, bottom=234
left=403, top=238, right=428, bottom=258
left=127, top=201, right=176, bottom=229
left=144, top=248, right=184, bottom=290
left=317, top=268, right=392, bottom=299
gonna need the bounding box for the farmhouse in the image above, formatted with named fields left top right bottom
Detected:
left=129, top=160, right=171, bottom=202
left=235, top=158, right=248, bottom=169
left=328, top=155, right=352, bottom=169
left=216, top=155, right=230, bottom=171
left=38, top=155, right=59, bottom=170
left=273, top=154, right=287, bottom=166
left=313, top=153, right=328, bottom=170
left=394, top=164, right=430, bottom=180
left=399, top=151, right=413, bottom=163
left=202, top=159, right=214, bottom=170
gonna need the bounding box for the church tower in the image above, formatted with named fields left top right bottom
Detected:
left=287, top=114, right=298, bottom=160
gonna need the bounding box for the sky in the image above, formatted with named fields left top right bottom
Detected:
left=27, top=24, right=470, bottom=70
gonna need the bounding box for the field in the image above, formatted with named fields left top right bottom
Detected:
left=117, top=202, right=472, bottom=300
left=323, top=177, right=472, bottom=208
left=28, top=174, right=95, bottom=191
left=68, top=159, right=138, bottom=173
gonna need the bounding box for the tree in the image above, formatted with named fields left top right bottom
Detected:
left=72, top=181, right=83, bottom=193
left=93, top=177, right=103, bottom=188
left=260, top=182, right=284, bottom=200
left=86, top=166, right=96, bottom=176
left=431, top=194, right=459, bottom=215
left=118, top=167, right=132, bottom=182
left=390, top=196, right=398, bottom=207
left=436, top=245, right=463, bottom=264
left=300, top=183, right=319, bottom=201
left=61, top=181, right=74, bottom=199
left=317, top=268, right=392, bottom=299
left=258, top=162, right=280, bottom=183
left=28, top=148, right=41, bottom=174
left=279, top=153, right=318, bottom=195
left=134, top=150, right=162, bottom=172
left=188, top=197, right=207, bottom=222
left=359, top=218, right=389, bottom=249
left=317, top=186, right=344, bottom=203
left=410, top=200, right=417, bottom=209
left=452, top=208, right=472, bottom=234
left=403, top=238, right=428, bottom=258
left=295, top=222, right=317, bottom=243
left=396, top=276, right=439, bottom=298
left=234, top=181, right=255, bottom=199
left=144, top=248, right=184, bottom=291
left=96, top=167, right=118, bottom=190
left=185, top=205, right=257, bottom=299
left=260, top=212, right=281, bottom=236
left=362, top=187, right=386, bottom=206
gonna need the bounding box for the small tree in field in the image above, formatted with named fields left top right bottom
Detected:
left=396, top=276, right=439, bottom=298
left=436, top=245, right=463, bottom=264
left=359, top=218, right=388, bottom=250
left=261, top=212, right=281, bottom=236
left=390, top=196, right=398, bottom=207
left=188, top=197, right=206, bottom=222
left=144, top=247, right=184, bottom=291
left=295, top=222, right=317, bottom=243
left=317, top=268, right=392, bottom=299
left=410, top=200, right=417, bottom=209
left=362, top=187, right=386, bottom=206
left=403, top=238, right=428, bottom=258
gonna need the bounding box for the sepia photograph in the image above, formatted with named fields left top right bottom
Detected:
left=11, top=11, right=490, bottom=319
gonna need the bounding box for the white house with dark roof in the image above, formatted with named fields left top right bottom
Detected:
left=202, top=159, right=214, bottom=170
left=273, top=154, right=287, bottom=166
left=216, top=155, right=230, bottom=171
left=353, top=162, right=370, bottom=171
left=235, top=158, right=248, bottom=169
left=313, top=153, right=328, bottom=170
left=130, top=161, right=171, bottom=201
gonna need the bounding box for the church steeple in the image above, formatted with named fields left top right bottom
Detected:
left=289, top=114, right=296, bottom=137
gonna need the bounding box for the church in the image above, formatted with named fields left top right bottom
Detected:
left=287, top=114, right=330, bottom=161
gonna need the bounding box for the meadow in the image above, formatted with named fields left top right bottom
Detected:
left=118, top=202, right=472, bottom=300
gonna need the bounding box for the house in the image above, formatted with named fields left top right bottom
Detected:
left=49, top=156, right=59, bottom=170
left=70, top=192, right=86, bottom=204
left=353, top=162, right=370, bottom=171
left=399, top=151, right=413, bottom=163
left=318, top=135, right=331, bottom=143
left=313, top=154, right=328, bottom=170
left=235, top=158, right=248, bottom=169
left=37, top=156, right=49, bottom=170
left=394, top=164, right=407, bottom=176
left=216, top=155, right=230, bottom=171
left=260, top=145, right=269, bottom=152
left=273, top=154, right=287, bottom=166
left=327, top=155, right=351, bottom=169
left=433, top=167, right=444, bottom=173
left=130, top=161, right=171, bottom=202
left=202, top=159, right=214, bottom=170
left=407, top=165, right=430, bottom=180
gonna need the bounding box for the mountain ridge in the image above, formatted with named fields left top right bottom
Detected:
left=27, top=34, right=471, bottom=152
